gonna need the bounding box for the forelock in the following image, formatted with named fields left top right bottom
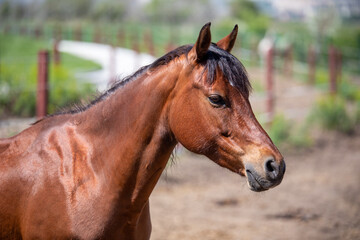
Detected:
left=200, top=44, right=251, bottom=96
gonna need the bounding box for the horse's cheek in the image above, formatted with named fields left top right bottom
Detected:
left=169, top=99, right=207, bottom=154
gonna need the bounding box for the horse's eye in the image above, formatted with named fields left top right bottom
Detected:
left=208, top=94, right=226, bottom=107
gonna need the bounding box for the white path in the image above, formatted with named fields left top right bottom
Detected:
left=59, top=40, right=156, bottom=91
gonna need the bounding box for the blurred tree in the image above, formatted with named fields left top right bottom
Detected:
left=43, top=0, right=94, bottom=20
left=230, top=0, right=270, bottom=35
left=91, top=0, right=127, bottom=22
left=144, top=0, right=215, bottom=25
left=306, top=5, right=341, bottom=46
left=333, top=26, right=360, bottom=49
left=14, top=3, right=26, bottom=20
left=145, top=0, right=191, bottom=24
left=0, top=0, right=11, bottom=20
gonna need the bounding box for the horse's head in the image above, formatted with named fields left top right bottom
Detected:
left=168, top=23, right=285, bottom=192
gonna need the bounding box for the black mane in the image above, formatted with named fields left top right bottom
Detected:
left=50, top=43, right=251, bottom=117
left=202, top=43, right=251, bottom=96
left=149, top=43, right=251, bottom=96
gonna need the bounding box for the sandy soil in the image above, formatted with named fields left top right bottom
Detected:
left=150, top=131, right=360, bottom=240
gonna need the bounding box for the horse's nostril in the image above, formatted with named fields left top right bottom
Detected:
left=264, top=158, right=279, bottom=179
left=265, top=159, right=274, bottom=172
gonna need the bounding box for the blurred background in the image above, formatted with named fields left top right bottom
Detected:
left=0, top=0, right=360, bottom=239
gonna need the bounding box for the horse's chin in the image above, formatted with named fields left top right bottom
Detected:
left=245, top=170, right=270, bottom=192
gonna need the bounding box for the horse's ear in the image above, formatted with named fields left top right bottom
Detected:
left=189, top=22, right=211, bottom=61
left=216, top=25, right=238, bottom=53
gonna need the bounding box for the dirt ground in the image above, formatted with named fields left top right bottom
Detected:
left=1, top=120, right=359, bottom=240
left=150, top=131, right=360, bottom=240
left=0, top=67, right=359, bottom=240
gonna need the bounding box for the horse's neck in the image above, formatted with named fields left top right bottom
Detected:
left=76, top=66, right=179, bottom=208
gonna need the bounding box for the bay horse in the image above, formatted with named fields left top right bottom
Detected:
left=0, top=23, right=285, bottom=239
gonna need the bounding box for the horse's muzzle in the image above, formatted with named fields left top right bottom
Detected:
left=245, top=159, right=286, bottom=192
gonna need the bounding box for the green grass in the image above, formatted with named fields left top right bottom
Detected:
left=60, top=53, right=101, bottom=72
left=0, top=34, right=100, bottom=117
left=263, top=114, right=312, bottom=149
left=0, top=34, right=101, bottom=72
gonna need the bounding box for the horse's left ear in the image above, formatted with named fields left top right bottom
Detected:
left=216, top=25, right=238, bottom=53
left=189, top=22, right=212, bottom=62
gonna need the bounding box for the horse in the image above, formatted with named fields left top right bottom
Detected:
left=0, top=23, right=285, bottom=239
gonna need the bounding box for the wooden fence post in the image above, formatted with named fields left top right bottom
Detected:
left=250, top=38, right=257, bottom=64
left=132, top=33, right=139, bottom=53
left=35, top=26, right=42, bottom=39
left=284, top=45, right=293, bottom=78
left=94, top=28, right=101, bottom=43
left=307, top=45, right=316, bottom=85
left=20, top=26, right=26, bottom=35
left=328, top=45, right=337, bottom=94
left=4, top=25, right=10, bottom=34
left=53, top=40, right=60, bottom=65
left=75, top=25, right=82, bottom=41
left=53, top=25, right=62, bottom=41
left=336, top=49, right=342, bottom=83
left=37, top=50, right=49, bottom=119
left=117, top=28, right=126, bottom=47
left=266, top=46, right=275, bottom=122
left=144, top=30, right=155, bottom=56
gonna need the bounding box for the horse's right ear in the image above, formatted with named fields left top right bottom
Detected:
left=189, top=22, right=211, bottom=62
left=217, top=24, right=238, bottom=53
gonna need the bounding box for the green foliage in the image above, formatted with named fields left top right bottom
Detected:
left=311, top=69, right=360, bottom=100
left=309, top=96, right=355, bottom=134
left=250, top=79, right=264, bottom=93
left=0, top=0, right=10, bottom=20
left=230, top=0, right=270, bottom=35
left=0, top=34, right=50, bottom=58
left=0, top=34, right=97, bottom=117
left=267, top=114, right=291, bottom=146
left=265, top=114, right=312, bottom=148
left=145, top=0, right=197, bottom=24
left=355, top=102, right=360, bottom=125
left=48, top=65, right=94, bottom=114
left=339, top=80, right=360, bottom=102
left=333, top=25, right=360, bottom=49
left=0, top=63, right=36, bottom=116
left=60, top=53, right=101, bottom=72
left=0, top=62, right=94, bottom=117
left=44, top=0, right=93, bottom=20
left=91, top=1, right=126, bottom=22
left=315, top=68, right=329, bottom=86
left=290, top=123, right=313, bottom=148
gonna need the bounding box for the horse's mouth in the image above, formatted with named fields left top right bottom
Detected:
left=245, top=170, right=270, bottom=192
